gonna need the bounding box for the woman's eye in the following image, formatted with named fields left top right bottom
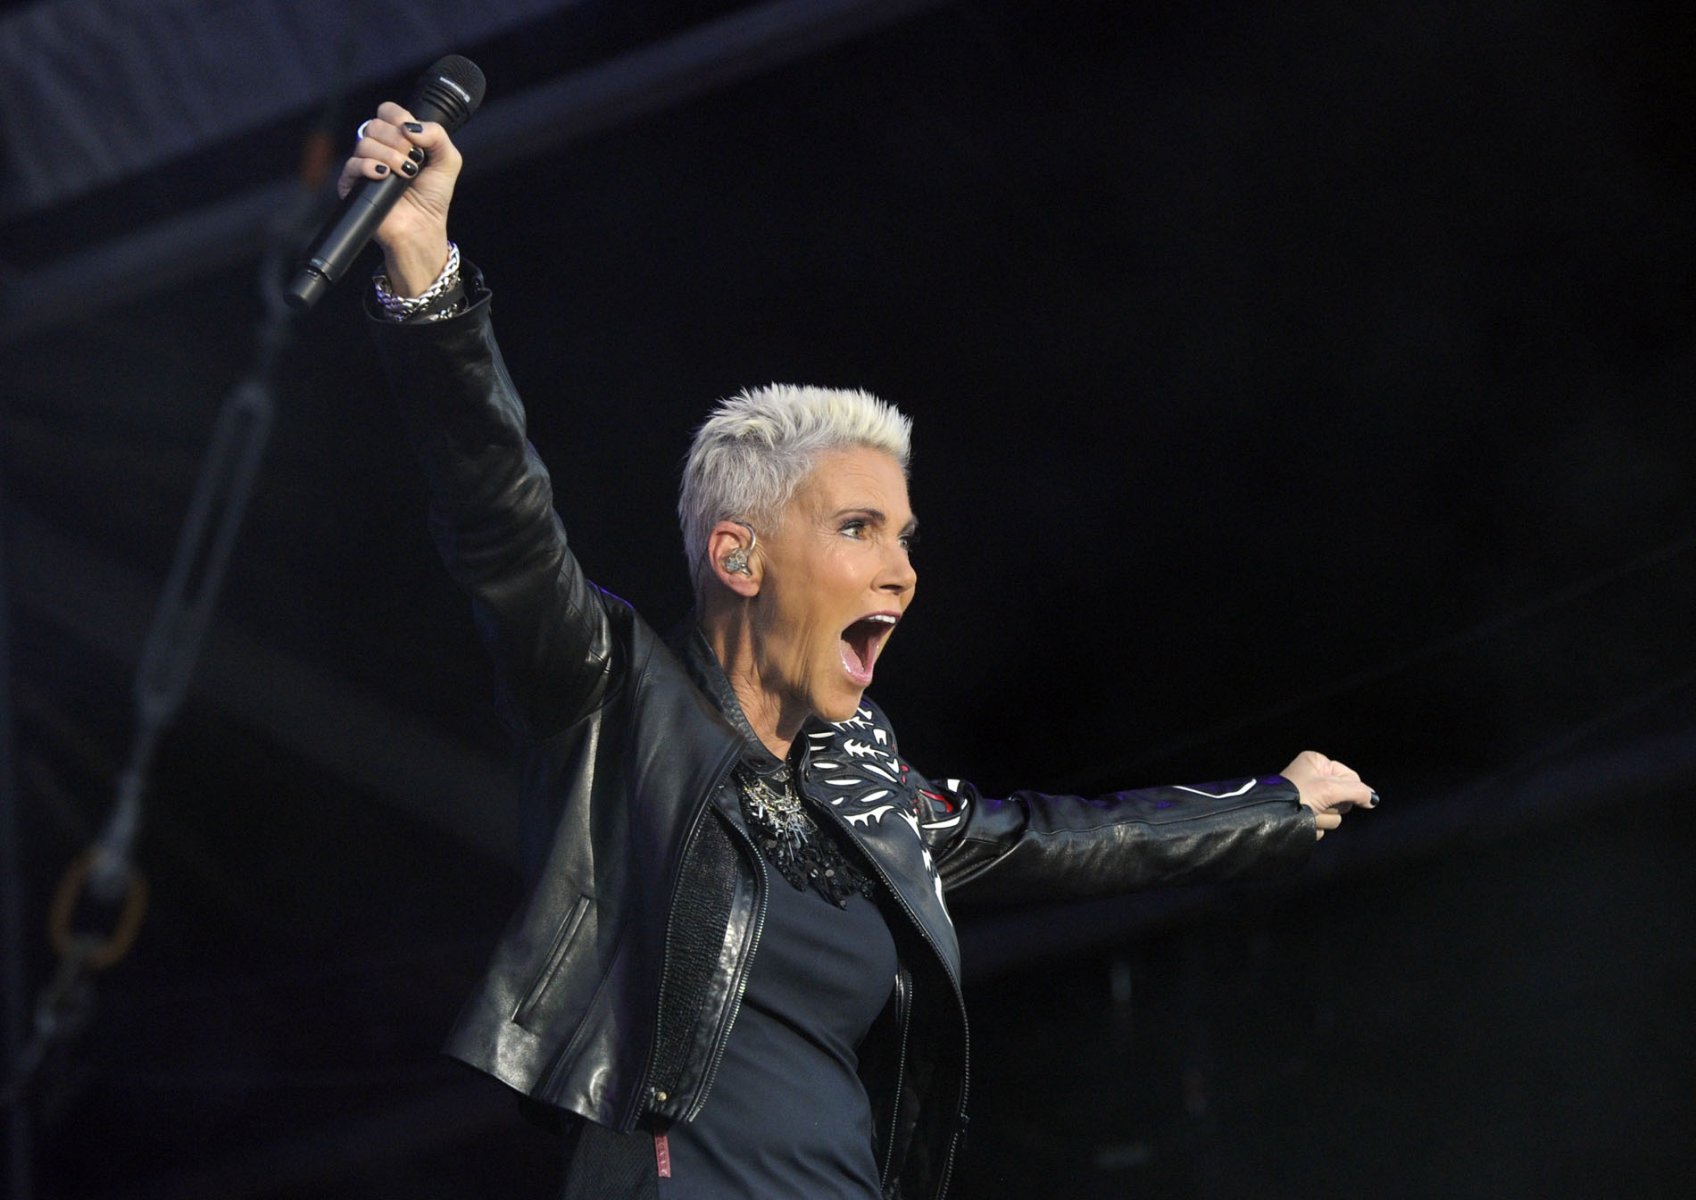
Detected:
left=840, top=520, right=867, bottom=537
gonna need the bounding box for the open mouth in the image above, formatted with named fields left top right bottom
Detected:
left=840, top=613, right=899, bottom=686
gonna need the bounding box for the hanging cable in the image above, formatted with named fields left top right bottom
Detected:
left=2, top=13, right=366, bottom=1120
left=3, top=354, right=276, bottom=1115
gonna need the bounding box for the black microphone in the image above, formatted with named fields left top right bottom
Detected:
left=285, top=55, right=486, bottom=311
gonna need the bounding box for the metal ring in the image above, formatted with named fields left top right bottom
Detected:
left=356, top=119, right=373, bottom=141
left=48, top=851, right=150, bottom=971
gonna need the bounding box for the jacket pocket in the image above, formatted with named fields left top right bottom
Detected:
left=513, top=892, right=594, bottom=1032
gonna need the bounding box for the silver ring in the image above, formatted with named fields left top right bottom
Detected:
left=356, top=119, right=373, bottom=141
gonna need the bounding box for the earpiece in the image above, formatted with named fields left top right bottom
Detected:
left=722, top=522, right=758, bottom=576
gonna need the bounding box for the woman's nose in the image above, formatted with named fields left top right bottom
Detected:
left=880, top=546, right=916, bottom=594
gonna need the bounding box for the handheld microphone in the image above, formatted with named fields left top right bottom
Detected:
left=284, top=55, right=486, bottom=311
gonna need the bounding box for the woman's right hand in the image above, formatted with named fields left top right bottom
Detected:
left=338, top=100, right=464, bottom=296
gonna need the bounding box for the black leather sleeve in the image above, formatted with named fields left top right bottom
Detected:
left=369, top=271, right=616, bottom=738
left=913, top=770, right=1316, bottom=906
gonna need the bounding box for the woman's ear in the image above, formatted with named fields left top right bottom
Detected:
left=706, top=520, right=760, bottom=597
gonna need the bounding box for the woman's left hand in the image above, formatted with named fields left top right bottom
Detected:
left=1281, top=750, right=1377, bottom=839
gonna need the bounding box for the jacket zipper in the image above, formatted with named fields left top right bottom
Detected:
left=683, top=817, right=768, bottom=1121
left=633, top=742, right=744, bottom=1128
left=812, top=803, right=971, bottom=1200
left=877, top=966, right=913, bottom=1192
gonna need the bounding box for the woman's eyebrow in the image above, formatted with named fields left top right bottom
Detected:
left=832, top=507, right=919, bottom=534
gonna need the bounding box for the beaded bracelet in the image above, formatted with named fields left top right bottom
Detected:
left=373, top=241, right=463, bottom=322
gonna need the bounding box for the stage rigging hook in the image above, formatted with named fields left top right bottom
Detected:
left=0, top=49, right=361, bottom=1189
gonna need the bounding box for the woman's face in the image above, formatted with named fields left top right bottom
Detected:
left=750, top=445, right=917, bottom=725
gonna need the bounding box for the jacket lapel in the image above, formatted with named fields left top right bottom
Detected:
left=804, top=708, right=961, bottom=973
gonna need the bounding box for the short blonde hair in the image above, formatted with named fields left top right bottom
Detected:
left=678, top=384, right=912, bottom=599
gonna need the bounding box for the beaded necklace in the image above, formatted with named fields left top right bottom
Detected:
left=732, top=763, right=875, bottom=908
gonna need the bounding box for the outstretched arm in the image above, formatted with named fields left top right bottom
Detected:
left=912, top=752, right=1375, bottom=906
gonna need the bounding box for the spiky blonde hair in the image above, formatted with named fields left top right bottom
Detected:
left=679, top=384, right=912, bottom=599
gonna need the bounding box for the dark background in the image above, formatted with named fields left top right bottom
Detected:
left=3, top=1, right=1694, bottom=1196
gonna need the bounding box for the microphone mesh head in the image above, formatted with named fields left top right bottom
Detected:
left=411, top=55, right=487, bottom=133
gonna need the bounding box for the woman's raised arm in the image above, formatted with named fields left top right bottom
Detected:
left=354, top=108, right=617, bottom=740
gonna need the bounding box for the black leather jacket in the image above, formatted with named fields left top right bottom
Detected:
left=372, top=280, right=1316, bottom=1200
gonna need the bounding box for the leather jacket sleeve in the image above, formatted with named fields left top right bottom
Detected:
left=369, top=272, right=617, bottom=739
left=912, top=769, right=1316, bottom=906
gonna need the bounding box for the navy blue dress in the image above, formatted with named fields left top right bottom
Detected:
left=657, top=828, right=899, bottom=1198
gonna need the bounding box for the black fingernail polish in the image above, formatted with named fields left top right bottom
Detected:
left=373, top=163, right=389, bottom=175
left=404, top=122, right=424, bottom=134
left=1368, top=791, right=1381, bottom=808
left=400, top=160, right=418, bottom=177
left=408, top=146, right=425, bottom=164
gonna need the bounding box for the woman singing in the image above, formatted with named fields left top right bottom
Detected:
left=344, top=101, right=1374, bottom=1200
